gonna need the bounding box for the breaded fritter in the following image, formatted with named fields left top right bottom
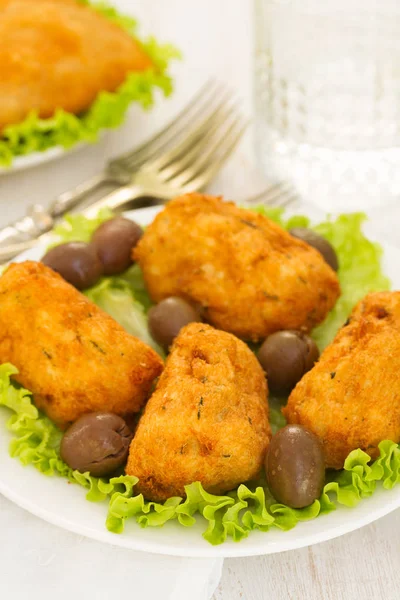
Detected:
left=126, top=323, right=270, bottom=501
left=283, top=292, right=400, bottom=469
left=0, top=0, right=152, bottom=130
left=0, top=261, right=163, bottom=428
left=133, top=194, right=340, bottom=342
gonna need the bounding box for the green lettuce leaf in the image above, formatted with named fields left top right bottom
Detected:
left=50, top=208, right=114, bottom=245
left=0, top=1, right=180, bottom=167
left=50, top=209, right=153, bottom=311
left=87, top=442, right=400, bottom=544
left=312, top=214, right=390, bottom=348
left=0, top=362, right=138, bottom=502
left=84, top=275, right=163, bottom=355
left=117, top=264, right=153, bottom=312
left=50, top=209, right=158, bottom=350
left=1, top=206, right=397, bottom=545
left=50, top=209, right=159, bottom=350
left=0, top=364, right=398, bottom=546
left=255, top=207, right=391, bottom=349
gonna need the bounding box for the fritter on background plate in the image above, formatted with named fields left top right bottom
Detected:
left=133, top=194, right=340, bottom=341
left=283, top=292, right=400, bottom=469
left=0, top=261, right=163, bottom=428
left=126, top=322, right=271, bottom=501
left=0, top=0, right=152, bottom=130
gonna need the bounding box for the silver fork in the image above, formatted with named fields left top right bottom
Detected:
left=243, top=183, right=299, bottom=208
left=0, top=80, right=232, bottom=247
left=0, top=98, right=247, bottom=261
left=64, top=110, right=249, bottom=219
left=0, top=182, right=299, bottom=264
left=79, top=111, right=304, bottom=220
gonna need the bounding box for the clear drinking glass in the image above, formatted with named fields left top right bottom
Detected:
left=254, top=0, right=400, bottom=211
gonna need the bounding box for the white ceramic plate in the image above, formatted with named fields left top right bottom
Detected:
left=0, top=205, right=399, bottom=558
left=0, top=143, right=87, bottom=175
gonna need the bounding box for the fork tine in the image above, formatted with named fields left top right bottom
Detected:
left=115, top=79, right=216, bottom=160
left=166, top=114, right=247, bottom=189
left=145, top=89, right=235, bottom=173
left=244, top=183, right=296, bottom=206
left=245, top=183, right=292, bottom=204
left=277, top=191, right=299, bottom=207
left=174, top=120, right=248, bottom=193
left=155, top=103, right=240, bottom=182
left=115, top=80, right=225, bottom=170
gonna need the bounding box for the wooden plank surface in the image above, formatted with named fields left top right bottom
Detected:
left=213, top=509, right=400, bottom=599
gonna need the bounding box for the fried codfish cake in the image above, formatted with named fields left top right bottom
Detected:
left=0, top=261, right=163, bottom=428
left=126, top=323, right=270, bottom=501
left=283, top=292, right=400, bottom=469
left=133, top=194, right=340, bottom=342
left=0, top=0, right=152, bottom=130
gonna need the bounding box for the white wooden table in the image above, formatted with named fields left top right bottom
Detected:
left=1, top=1, right=400, bottom=598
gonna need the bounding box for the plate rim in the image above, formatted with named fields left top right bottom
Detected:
left=1, top=473, right=400, bottom=558
left=0, top=142, right=88, bottom=175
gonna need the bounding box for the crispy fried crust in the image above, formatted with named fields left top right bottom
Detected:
left=133, top=194, right=340, bottom=341
left=0, top=0, right=152, bottom=129
left=283, top=292, right=400, bottom=469
left=126, top=323, right=270, bottom=501
left=0, top=261, right=163, bottom=428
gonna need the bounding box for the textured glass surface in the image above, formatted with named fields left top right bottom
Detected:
left=254, top=0, right=400, bottom=210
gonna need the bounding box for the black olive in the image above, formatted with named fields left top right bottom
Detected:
left=257, top=330, right=319, bottom=395
left=265, top=424, right=325, bottom=508
left=42, top=242, right=103, bottom=290
left=289, top=227, right=339, bottom=271
left=60, top=412, right=133, bottom=477
left=91, top=217, right=143, bottom=275
left=148, top=297, right=201, bottom=351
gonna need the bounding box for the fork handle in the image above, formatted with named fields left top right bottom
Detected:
left=0, top=204, right=54, bottom=247
left=0, top=184, right=148, bottom=264
left=0, top=184, right=152, bottom=264
left=82, top=184, right=145, bottom=218
left=49, top=172, right=107, bottom=217
left=0, top=173, right=106, bottom=250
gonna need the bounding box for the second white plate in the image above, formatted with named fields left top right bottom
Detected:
left=0, top=143, right=88, bottom=175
